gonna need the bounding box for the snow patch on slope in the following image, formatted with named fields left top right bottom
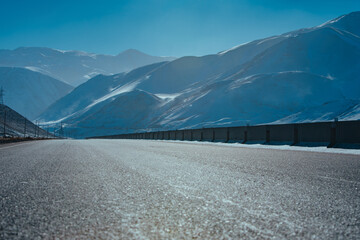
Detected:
left=155, top=93, right=182, bottom=100
left=218, top=42, right=250, bottom=55
left=85, top=80, right=141, bottom=110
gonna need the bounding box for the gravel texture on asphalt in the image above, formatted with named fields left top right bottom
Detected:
left=1, top=139, right=359, bottom=239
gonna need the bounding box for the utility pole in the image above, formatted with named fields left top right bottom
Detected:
left=35, top=120, right=38, bottom=138
left=37, top=121, right=40, bottom=138
left=24, top=117, right=27, bottom=138
left=60, top=122, right=63, bottom=138
left=0, top=86, right=4, bottom=105
left=3, top=109, right=6, bottom=138
left=1, top=87, right=5, bottom=138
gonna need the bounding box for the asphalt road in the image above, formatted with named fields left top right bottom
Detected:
left=1, top=139, right=359, bottom=239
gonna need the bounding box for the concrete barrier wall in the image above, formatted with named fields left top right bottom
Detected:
left=184, top=130, right=192, bottom=141
left=246, top=125, right=266, bottom=142
left=337, top=121, right=360, bottom=143
left=228, top=126, right=246, bottom=142
left=214, top=128, right=228, bottom=142
left=163, top=131, right=168, bottom=140
left=201, top=128, right=212, bottom=141
left=88, top=120, right=360, bottom=147
left=192, top=129, right=202, bottom=141
left=168, top=131, right=174, bottom=140
left=298, top=122, right=332, bottom=144
left=175, top=131, right=182, bottom=140
left=267, top=124, right=295, bottom=143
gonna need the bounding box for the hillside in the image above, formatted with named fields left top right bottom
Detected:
left=37, top=11, right=360, bottom=138
left=0, top=104, right=52, bottom=138
left=0, top=67, right=74, bottom=120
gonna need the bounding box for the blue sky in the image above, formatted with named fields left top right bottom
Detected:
left=0, top=0, right=359, bottom=57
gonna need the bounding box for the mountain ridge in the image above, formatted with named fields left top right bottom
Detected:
left=34, top=11, right=360, bottom=138
left=0, top=47, right=176, bottom=86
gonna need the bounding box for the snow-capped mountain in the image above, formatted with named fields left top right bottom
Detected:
left=0, top=67, right=73, bottom=120
left=38, top=11, right=360, bottom=138
left=38, top=62, right=166, bottom=122
left=0, top=48, right=176, bottom=86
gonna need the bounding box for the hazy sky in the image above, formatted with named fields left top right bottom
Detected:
left=0, top=0, right=359, bottom=57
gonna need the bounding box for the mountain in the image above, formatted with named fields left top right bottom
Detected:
left=71, top=90, right=162, bottom=137
left=38, top=11, right=360, bottom=138
left=38, top=62, right=166, bottom=122
left=150, top=71, right=346, bottom=128
left=226, top=27, right=360, bottom=98
left=319, top=11, right=360, bottom=36
left=0, top=47, right=176, bottom=86
left=0, top=67, right=73, bottom=120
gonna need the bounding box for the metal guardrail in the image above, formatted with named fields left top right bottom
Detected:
left=88, top=120, right=360, bottom=148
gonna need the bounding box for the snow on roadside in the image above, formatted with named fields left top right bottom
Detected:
left=139, top=139, right=360, bottom=156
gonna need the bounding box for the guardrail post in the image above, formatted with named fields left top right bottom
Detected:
left=200, top=131, right=203, bottom=141
left=243, top=130, right=247, bottom=144
left=226, top=128, right=230, bottom=143
left=266, top=126, right=270, bottom=143
left=190, top=130, right=193, bottom=141
left=328, top=120, right=337, bottom=148
left=292, top=124, right=299, bottom=145
left=182, top=131, right=185, bottom=141
left=212, top=129, right=215, bottom=142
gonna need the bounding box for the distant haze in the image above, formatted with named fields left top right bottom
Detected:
left=0, top=48, right=175, bottom=86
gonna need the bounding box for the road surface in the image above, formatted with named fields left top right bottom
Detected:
left=1, top=139, right=359, bottom=239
